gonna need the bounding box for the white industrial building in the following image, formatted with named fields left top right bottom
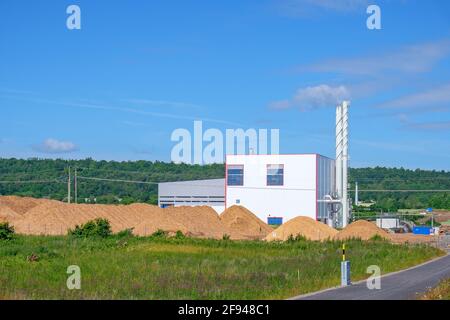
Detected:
left=158, top=102, right=350, bottom=227
left=226, top=154, right=335, bottom=223
left=158, top=154, right=336, bottom=224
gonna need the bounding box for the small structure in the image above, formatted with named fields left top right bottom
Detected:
left=376, top=218, right=400, bottom=229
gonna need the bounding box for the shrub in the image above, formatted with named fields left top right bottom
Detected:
left=369, top=234, right=386, bottom=242
left=68, top=218, right=112, bottom=238
left=175, top=230, right=185, bottom=239
left=222, top=234, right=231, bottom=240
left=287, top=234, right=308, bottom=242
left=0, top=222, right=15, bottom=241
left=151, top=229, right=168, bottom=238
left=116, top=228, right=134, bottom=238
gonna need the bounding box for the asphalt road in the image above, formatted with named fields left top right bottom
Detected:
left=292, top=253, right=450, bottom=300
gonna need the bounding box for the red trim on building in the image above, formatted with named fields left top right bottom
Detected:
left=315, top=154, right=319, bottom=221
left=225, top=153, right=333, bottom=160
left=224, top=155, right=228, bottom=209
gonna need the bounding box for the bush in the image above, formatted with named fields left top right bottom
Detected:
left=0, top=222, right=15, bottom=241
left=175, top=230, right=185, bottom=239
left=151, top=229, right=168, bottom=238
left=68, top=218, right=112, bottom=238
left=369, top=234, right=386, bottom=242
left=287, top=234, right=308, bottom=242
left=116, top=228, right=134, bottom=238
left=222, top=234, right=231, bottom=240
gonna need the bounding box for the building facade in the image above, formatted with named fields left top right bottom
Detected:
left=226, top=154, right=335, bottom=223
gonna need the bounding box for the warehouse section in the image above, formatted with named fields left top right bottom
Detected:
left=158, top=178, right=225, bottom=213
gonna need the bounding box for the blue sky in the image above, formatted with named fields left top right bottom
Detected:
left=0, top=0, right=449, bottom=170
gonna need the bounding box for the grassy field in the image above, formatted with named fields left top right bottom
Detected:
left=0, top=235, right=444, bottom=300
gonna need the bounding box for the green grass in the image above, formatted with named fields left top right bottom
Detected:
left=0, top=235, right=444, bottom=300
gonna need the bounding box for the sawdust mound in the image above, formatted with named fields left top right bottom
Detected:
left=12, top=201, right=164, bottom=236
left=0, top=196, right=50, bottom=215
left=4, top=195, right=236, bottom=239
left=265, top=216, right=338, bottom=241
left=1, top=196, right=274, bottom=240
left=129, top=204, right=191, bottom=237
left=0, top=204, right=23, bottom=222
left=334, top=220, right=389, bottom=241
left=220, top=206, right=273, bottom=240
left=134, top=206, right=239, bottom=239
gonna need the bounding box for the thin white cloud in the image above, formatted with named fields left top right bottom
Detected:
left=380, top=83, right=450, bottom=109
left=33, top=138, right=78, bottom=154
left=0, top=94, right=242, bottom=127
left=124, top=99, right=203, bottom=110
left=406, top=121, right=450, bottom=131
left=299, top=39, right=450, bottom=76
left=122, top=121, right=147, bottom=127
left=270, top=84, right=350, bottom=111
left=276, top=0, right=369, bottom=16
left=353, top=138, right=425, bottom=153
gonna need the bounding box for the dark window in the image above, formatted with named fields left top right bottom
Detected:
left=227, top=165, right=244, bottom=186
left=267, top=164, right=284, bottom=186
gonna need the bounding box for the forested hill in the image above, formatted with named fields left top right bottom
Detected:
left=0, top=158, right=224, bottom=205
left=349, top=167, right=450, bottom=210
left=0, top=158, right=449, bottom=210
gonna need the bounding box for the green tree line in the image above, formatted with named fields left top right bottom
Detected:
left=349, top=167, right=450, bottom=211
left=0, top=158, right=448, bottom=209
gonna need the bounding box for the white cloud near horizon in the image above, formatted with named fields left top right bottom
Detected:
left=33, top=138, right=78, bottom=154
left=270, top=84, right=350, bottom=111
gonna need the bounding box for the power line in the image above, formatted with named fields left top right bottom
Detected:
left=77, top=176, right=159, bottom=185
left=351, top=177, right=450, bottom=182
left=0, top=179, right=65, bottom=184
left=0, top=169, right=66, bottom=176
left=75, top=167, right=161, bottom=176
left=350, top=189, right=450, bottom=192
left=76, top=176, right=317, bottom=190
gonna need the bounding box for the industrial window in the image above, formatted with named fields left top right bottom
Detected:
left=227, top=165, right=244, bottom=186
left=267, top=164, right=284, bottom=186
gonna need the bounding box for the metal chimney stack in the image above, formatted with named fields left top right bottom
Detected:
left=335, top=101, right=350, bottom=228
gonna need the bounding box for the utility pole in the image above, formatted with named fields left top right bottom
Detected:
left=74, top=167, right=78, bottom=204
left=355, top=181, right=359, bottom=206
left=67, top=166, right=71, bottom=204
